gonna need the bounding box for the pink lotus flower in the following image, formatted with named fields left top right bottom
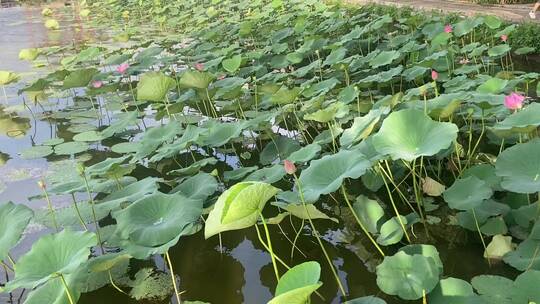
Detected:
left=501, top=34, right=508, bottom=42
left=194, top=63, right=204, bottom=71
left=284, top=160, right=296, bottom=175
left=444, top=25, right=453, bottom=33
left=431, top=70, right=439, bottom=81
left=217, top=74, right=226, bottom=80
left=504, top=92, right=525, bottom=110
left=91, top=80, right=103, bottom=88
left=116, top=63, right=129, bottom=74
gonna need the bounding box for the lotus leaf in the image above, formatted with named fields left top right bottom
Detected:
left=136, top=71, right=176, bottom=102
left=268, top=261, right=322, bottom=304
left=495, top=139, right=540, bottom=193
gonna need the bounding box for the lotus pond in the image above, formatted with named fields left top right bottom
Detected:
left=1, top=0, right=540, bottom=303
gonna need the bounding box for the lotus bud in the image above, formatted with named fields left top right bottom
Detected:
left=284, top=160, right=296, bottom=175
left=431, top=70, right=439, bottom=81
left=37, top=180, right=46, bottom=190
left=76, top=163, right=86, bottom=175
left=500, top=34, right=508, bottom=42
left=444, top=25, right=453, bottom=33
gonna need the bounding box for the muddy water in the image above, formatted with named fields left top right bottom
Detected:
left=0, top=4, right=521, bottom=304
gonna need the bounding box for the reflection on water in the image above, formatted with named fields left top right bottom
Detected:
left=0, top=106, right=31, bottom=138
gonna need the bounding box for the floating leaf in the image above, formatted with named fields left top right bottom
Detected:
left=443, top=176, right=493, bottom=211
left=268, top=261, right=322, bottom=304
left=20, top=145, right=53, bottom=159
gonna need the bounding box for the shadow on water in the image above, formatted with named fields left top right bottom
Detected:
left=0, top=3, right=531, bottom=304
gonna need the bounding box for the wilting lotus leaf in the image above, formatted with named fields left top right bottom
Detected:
left=171, top=172, right=217, bottom=201
left=488, top=44, right=511, bottom=57
left=128, top=268, right=173, bottom=301
left=484, top=234, right=512, bottom=260
left=62, top=68, right=98, bottom=89
left=3, top=230, right=96, bottom=291
left=443, top=176, right=493, bottom=210
left=376, top=215, right=408, bottom=246
left=72, top=130, right=104, bottom=142
left=45, top=19, right=60, bottom=30
left=298, top=149, right=371, bottom=202
left=287, top=143, right=321, bottom=163
left=428, top=277, right=479, bottom=304
left=273, top=202, right=338, bottom=222
left=54, top=141, right=89, bottom=155
left=352, top=195, right=384, bottom=234
left=0, top=202, right=33, bottom=262
left=178, top=71, right=214, bottom=89
left=20, top=145, right=53, bottom=159
left=340, top=108, right=385, bottom=148
left=493, top=103, right=540, bottom=133
left=476, top=77, right=508, bottom=94
left=113, top=192, right=203, bottom=253
left=136, top=72, right=176, bottom=102
left=204, top=182, right=278, bottom=238
left=19, top=48, right=39, bottom=61
left=268, top=261, right=322, bottom=304
left=344, top=296, right=387, bottom=304
left=495, top=140, right=540, bottom=193
left=372, top=109, right=458, bottom=162
left=0, top=71, right=19, bottom=85
left=369, top=50, right=400, bottom=68
left=422, top=176, right=446, bottom=197
left=222, top=54, right=242, bottom=73
left=376, top=251, right=440, bottom=300
left=260, top=136, right=301, bottom=165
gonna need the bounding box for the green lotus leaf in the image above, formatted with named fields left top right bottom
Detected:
left=398, top=244, right=443, bottom=273
left=19, top=48, right=40, bottom=61
left=488, top=44, right=511, bottom=57
left=484, top=15, right=502, bottom=29
left=369, top=50, right=400, bottom=68
left=54, top=141, right=89, bottom=155
left=0, top=202, right=33, bottom=262
left=268, top=261, right=322, bottom=304
left=20, top=145, right=53, bottom=159
left=204, top=182, right=278, bottom=238
left=340, top=108, right=385, bottom=148
left=72, top=130, right=104, bottom=142
left=359, top=66, right=403, bottom=84
left=493, top=103, right=540, bottom=133
left=224, top=166, right=259, bottom=182
left=45, top=19, right=60, bottom=30
left=198, top=120, right=244, bottom=147
left=260, top=136, right=301, bottom=165
left=244, top=164, right=286, bottom=184
left=298, top=149, right=371, bottom=202
left=62, top=68, right=98, bottom=89
left=376, top=215, right=408, bottom=246
left=323, top=47, right=347, bottom=66
left=128, top=268, right=174, bottom=301
left=515, top=47, right=535, bottom=55
left=178, top=71, right=214, bottom=89
left=443, top=176, right=493, bottom=210
left=344, top=296, right=387, bottom=304
left=42, top=138, right=64, bottom=146
left=287, top=143, right=321, bottom=163
left=24, top=273, right=80, bottom=304
left=302, top=77, right=340, bottom=98
left=222, top=54, right=242, bottom=73
left=470, top=271, right=540, bottom=303
left=270, top=86, right=302, bottom=105
left=170, top=172, right=217, bottom=201
left=376, top=251, right=440, bottom=300
left=168, top=157, right=218, bottom=176
left=476, top=77, right=508, bottom=94
left=462, top=164, right=502, bottom=191
left=372, top=109, right=458, bottom=162
left=113, top=192, right=203, bottom=251
left=428, top=277, right=480, bottom=304
left=454, top=19, right=479, bottom=37
left=0, top=71, right=19, bottom=85
left=273, top=202, right=338, bottom=223
left=136, top=71, right=176, bottom=102
left=352, top=195, right=384, bottom=234
left=503, top=238, right=540, bottom=271
left=3, top=230, right=96, bottom=291
left=495, top=140, right=540, bottom=193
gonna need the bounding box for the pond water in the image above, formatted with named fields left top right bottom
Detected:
left=0, top=3, right=528, bottom=304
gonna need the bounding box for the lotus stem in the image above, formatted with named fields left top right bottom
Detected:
left=378, top=163, right=412, bottom=243
left=108, top=270, right=128, bottom=295
left=39, top=180, right=59, bottom=232
left=59, top=273, right=75, bottom=304
left=80, top=170, right=104, bottom=254
left=289, top=217, right=307, bottom=259
left=2, top=85, right=8, bottom=105
left=258, top=212, right=280, bottom=281
left=254, top=222, right=290, bottom=270
left=341, top=185, right=385, bottom=257
left=165, top=251, right=182, bottom=304
left=471, top=208, right=491, bottom=267
left=71, top=193, right=88, bottom=231
left=293, top=174, right=347, bottom=297
left=274, top=219, right=306, bottom=258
